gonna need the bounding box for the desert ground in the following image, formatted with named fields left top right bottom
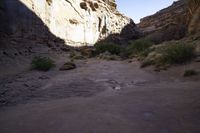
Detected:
left=0, top=56, right=200, bottom=133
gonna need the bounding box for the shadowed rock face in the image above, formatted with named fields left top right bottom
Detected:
left=0, top=0, right=64, bottom=41
left=0, top=0, right=139, bottom=46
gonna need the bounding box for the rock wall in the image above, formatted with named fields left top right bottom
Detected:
left=138, top=0, right=188, bottom=43
left=0, top=0, right=138, bottom=46
left=187, top=0, right=200, bottom=34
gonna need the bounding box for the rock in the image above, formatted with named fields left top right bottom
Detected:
left=98, top=51, right=120, bottom=60
left=189, top=7, right=200, bottom=34
left=114, top=86, right=121, bottom=90
left=23, top=84, right=29, bottom=87
left=195, top=57, right=200, bottom=62
left=39, top=76, right=50, bottom=80
left=138, top=0, right=187, bottom=43
left=59, top=62, right=76, bottom=71
left=80, top=47, right=95, bottom=58
left=72, top=55, right=85, bottom=60
left=0, top=0, right=140, bottom=47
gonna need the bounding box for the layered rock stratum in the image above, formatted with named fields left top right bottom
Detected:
left=138, top=0, right=200, bottom=43
left=138, top=0, right=188, bottom=43
left=0, top=0, right=139, bottom=46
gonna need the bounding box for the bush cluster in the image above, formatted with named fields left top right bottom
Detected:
left=160, top=43, right=196, bottom=64
left=94, top=42, right=123, bottom=55
left=31, top=56, right=55, bottom=71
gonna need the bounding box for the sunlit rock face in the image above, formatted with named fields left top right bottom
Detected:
left=138, top=0, right=188, bottom=43
left=1, top=0, right=136, bottom=46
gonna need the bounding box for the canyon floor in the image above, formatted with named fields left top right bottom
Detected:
left=0, top=57, right=200, bottom=133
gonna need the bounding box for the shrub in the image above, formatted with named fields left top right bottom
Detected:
left=125, top=38, right=154, bottom=57
left=31, top=56, right=55, bottom=71
left=184, top=69, right=198, bottom=77
left=160, top=43, right=196, bottom=64
left=94, top=42, right=123, bottom=55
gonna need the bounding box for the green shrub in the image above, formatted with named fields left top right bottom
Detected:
left=94, top=42, right=123, bottom=55
left=125, top=38, right=154, bottom=57
left=160, top=43, right=196, bottom=64
left=31, top=56, right=55, bottom=71
left=184, top=69, right=198, bottom=77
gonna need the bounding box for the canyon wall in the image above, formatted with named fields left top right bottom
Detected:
left=138, top=0, right=188, bottom=43
left=138, top=0, right=200, bottom=43
left=0, top=0, right=139, bottom=46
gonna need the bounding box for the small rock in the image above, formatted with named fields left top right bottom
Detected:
left=7, top=81, right=13, bottom=84
left=24, top=84, right=29, bottom=87
left=195, top=57, right=200, bottom=62
left=39, top=76, right=49, bottom=80
left=73, top=55, right=85, bottom=60
left=127, top=59, right=133, bottom=63
left=114, top=86, right=121, bottom=90
left=59, top=62, right=76, bottom=71
left=60, top=47, right=70, bottom=52
left=80, top=47, right=95, bottom=58
left=3, top=51, right=8, bottom=56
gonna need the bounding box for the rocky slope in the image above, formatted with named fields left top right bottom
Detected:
left=188, top=0, right=200, bottom=34
left=0, top=0, right=139, bottom=46
left=138, top=0, right=188, bottom=43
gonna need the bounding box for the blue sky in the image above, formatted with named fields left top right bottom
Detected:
left=116, top=0, right=177, bottom=23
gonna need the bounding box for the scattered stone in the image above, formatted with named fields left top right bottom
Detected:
left=143, top=111, right=154, bottom=119
left=1, top=90, right=8, bottom=96
left=60, top=47, right=70, bottom=52
left=183, top=69, right=198, bottom=77
left=73, top=55, right=85, bottom=60
left=80, top=47, right=95, bottom=58
left=3, top=51, right=8, bottom=56
left=24, top=84, right=29, bottom=87
left=114, top=86, right=121, bottom=90
left=98, top=51, right=120, bottom=60
left=59, top=62, right=76, bottom=71
left=39, top=76, right=49, bottom=80
left=7, top=81, right=13, bottom=84
left=127, top=59, right=133, bottom=63
left=195, top=57, right=200, bottom=62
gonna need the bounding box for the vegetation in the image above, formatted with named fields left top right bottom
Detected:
left=125, top=38, right=154, bottom=58
left=94, top=42, right=123, bottom=55
left=183, top=69, right=198, bottom=77
left=160, top=43, right=196, bottom=64
left=94, top=38, right=154, bottom=60
left=94, top=38, right=196, bottom=71
left=31, top=56, right=55, bottom=71
left=141, top=41, right=197, bottom=70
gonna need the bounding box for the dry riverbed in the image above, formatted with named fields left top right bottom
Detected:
left=0, top=59, right=200, bottom=133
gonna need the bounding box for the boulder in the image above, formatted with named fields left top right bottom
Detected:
left=59, top=62, right=76, bottom=71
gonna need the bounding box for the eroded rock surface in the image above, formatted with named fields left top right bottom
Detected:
left=0, top=0, right=139, bottom=46
left=138, top=0, right=188, bottom=43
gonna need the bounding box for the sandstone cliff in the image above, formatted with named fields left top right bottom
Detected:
left=187, top=0, right=200, bottom=34
left=138, top=0, right=188, bottom=43
left=138, top=0, right=200, bottom=43
left=0, top=0, right=139, bottom=46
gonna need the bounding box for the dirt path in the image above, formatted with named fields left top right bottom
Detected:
left=0, top=59, right=200, bottom=133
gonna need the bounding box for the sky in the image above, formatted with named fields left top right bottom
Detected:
left=116, top=0, right=177, bottom=23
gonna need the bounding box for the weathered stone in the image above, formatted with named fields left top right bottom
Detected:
left=138, top=0, right=188, bottom=43
left=59, top=62, right=76, bottom=71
